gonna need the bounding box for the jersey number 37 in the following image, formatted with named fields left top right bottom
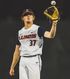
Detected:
left=30, top=40, right=36, bottom=46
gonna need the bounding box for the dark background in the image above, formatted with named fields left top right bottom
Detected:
left=0, top=0, right=70, bottom=79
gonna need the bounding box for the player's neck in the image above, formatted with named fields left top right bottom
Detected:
left=24, top=23, right=33, bottom=29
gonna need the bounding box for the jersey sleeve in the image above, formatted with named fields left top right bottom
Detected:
left=16, top=32, right=21, bottom=45
left=38, top=26, right=46, bottom=37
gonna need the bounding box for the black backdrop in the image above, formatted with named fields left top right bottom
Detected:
left=0, top=0, right=70, bottom=79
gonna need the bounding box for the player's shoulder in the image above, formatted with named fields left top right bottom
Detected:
left=32, top=24, right=40, bottom=29
left=33, top=24, right=40, bottom=27
left=18, top=27, right=24, bottom=34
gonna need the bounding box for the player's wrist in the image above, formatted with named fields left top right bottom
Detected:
left=53, top=19, right=58, bottom=22
left=52, top=20, right=58, bottom=25
left=10, top=65, right=15, bottom=70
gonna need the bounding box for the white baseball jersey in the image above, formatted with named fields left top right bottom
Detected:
left=18, top=24, right=44, bottom=56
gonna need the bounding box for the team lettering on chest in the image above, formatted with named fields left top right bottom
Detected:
left=19, top=33, right=36, bottom=40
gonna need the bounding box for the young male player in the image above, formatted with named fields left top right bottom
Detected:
left=9, top=9, right=58, bottom=79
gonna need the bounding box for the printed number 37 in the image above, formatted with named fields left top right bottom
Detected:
left=30, top=40, right=36, bottom=46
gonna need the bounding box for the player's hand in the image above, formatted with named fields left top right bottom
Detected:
left=9, top=67, right=15, bottom=76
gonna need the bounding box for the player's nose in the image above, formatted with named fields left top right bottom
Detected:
left=27, top=16, right=30, bottom=19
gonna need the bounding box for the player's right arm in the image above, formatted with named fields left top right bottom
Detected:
left=9, top=45, right=20, bottom=76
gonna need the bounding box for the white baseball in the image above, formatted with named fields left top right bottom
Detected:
left=51, top=0, right=56, bottom=5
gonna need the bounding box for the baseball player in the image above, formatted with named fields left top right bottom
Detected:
left=9, top=9, right=58, bottom=79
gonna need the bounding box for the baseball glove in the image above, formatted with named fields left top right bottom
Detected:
left=44, top=6, right=59, bottom=21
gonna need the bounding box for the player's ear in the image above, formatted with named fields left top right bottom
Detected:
left=21, top=16, right=24, bottom=21
left=33, top=15, right=35, bottom=20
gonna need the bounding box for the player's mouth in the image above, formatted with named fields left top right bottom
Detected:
left=26, top=21, right=31, bottom=24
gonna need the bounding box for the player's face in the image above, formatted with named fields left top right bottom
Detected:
left=22, top=15, right=35, bottom=24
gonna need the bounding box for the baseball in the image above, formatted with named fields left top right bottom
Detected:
left=51, top=0, right=56, bottom=5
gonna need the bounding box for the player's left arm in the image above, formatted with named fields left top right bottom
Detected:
left=44, top=20, right=58, bottom=38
